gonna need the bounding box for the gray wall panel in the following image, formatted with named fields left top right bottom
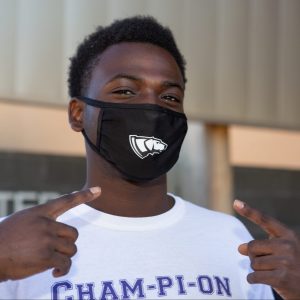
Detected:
left=234, top=167, right=300, bottom=238
left=0, top=0, right=299, bottom=129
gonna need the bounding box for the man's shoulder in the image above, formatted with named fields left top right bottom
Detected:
left=174, top=195, right=251, bottom=236
left=177, top=195, right=236, bottom=220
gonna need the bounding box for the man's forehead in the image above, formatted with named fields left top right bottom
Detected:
left=90, top=42, right=184, bottom=85
left=98, top=42, right=171, bottom=59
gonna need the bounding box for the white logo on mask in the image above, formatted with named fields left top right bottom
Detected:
left=129, top=135, right=168, bottom=159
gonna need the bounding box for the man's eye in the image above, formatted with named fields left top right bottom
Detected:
left=113, top=89, right=134, bottom=96
left=162, top=95, right=180, bottom=103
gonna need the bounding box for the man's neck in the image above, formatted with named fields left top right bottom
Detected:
left=83, top=152, right=174, bottom=217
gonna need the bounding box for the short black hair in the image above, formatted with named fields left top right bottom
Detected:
left=68, top=15, right=186, bottom=97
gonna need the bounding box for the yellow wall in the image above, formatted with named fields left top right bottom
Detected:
left=229, top=126, right=300, bottom=170
left=0, top=101, right=84, bottom=156
left=1, top=101, right=300, bottom=170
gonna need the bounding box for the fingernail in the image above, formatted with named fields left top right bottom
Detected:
left=89, top=186, right=101, bottom=194
left=52, top=268, right=60, bottom=277
left=234, top=199, right=245, bottom=209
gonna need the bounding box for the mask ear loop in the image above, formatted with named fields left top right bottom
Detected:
left=96, top=108, right=103, bottom=150
left=81, top=107, right=103, bottom=154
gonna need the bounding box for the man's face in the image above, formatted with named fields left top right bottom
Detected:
left=85, top=42, right=185, bottom=113
left=69, top=42, right=187, bottom=181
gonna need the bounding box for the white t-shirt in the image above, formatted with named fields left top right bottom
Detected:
left=0, top=195, right=274, bottom=299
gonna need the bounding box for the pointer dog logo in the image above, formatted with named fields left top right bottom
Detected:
left=129, top=135, right=168, bottom=159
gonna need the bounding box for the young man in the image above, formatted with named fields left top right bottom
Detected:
left=0, top=16, right=298, bottom=300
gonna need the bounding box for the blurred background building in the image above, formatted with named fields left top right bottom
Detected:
left=0, top=0, right=299, bottom=238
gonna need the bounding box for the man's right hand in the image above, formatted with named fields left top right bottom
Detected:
left=0, top=187, right=101, bottom=281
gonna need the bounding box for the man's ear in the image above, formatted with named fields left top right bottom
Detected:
left=68, top=98, right=84, bottom=132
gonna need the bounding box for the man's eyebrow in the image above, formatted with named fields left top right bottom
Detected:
left=106, top=73, right=142, bottom=84
left=162, top=81, right=185, bottom=92
left=106, top=73, right=184, bottom=92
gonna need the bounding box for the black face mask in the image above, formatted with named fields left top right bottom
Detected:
left=78, top=96, right=188, bottom=182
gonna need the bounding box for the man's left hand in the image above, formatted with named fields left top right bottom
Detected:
left=233, top=200, right=300, bottom=300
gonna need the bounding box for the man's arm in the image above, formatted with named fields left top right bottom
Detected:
left=234, top=200, right=300, bottom=300
left=0, top=187, right=101, bottom=281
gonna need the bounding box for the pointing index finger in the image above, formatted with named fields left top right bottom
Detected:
left=233, top=199, right=289, bottom=238
left=44, top=187, right=101, bottom=219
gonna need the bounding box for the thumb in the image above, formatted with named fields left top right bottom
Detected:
left=238, top=243, right=249, bottom=256
left=43, top=187, right=101, bottom=219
